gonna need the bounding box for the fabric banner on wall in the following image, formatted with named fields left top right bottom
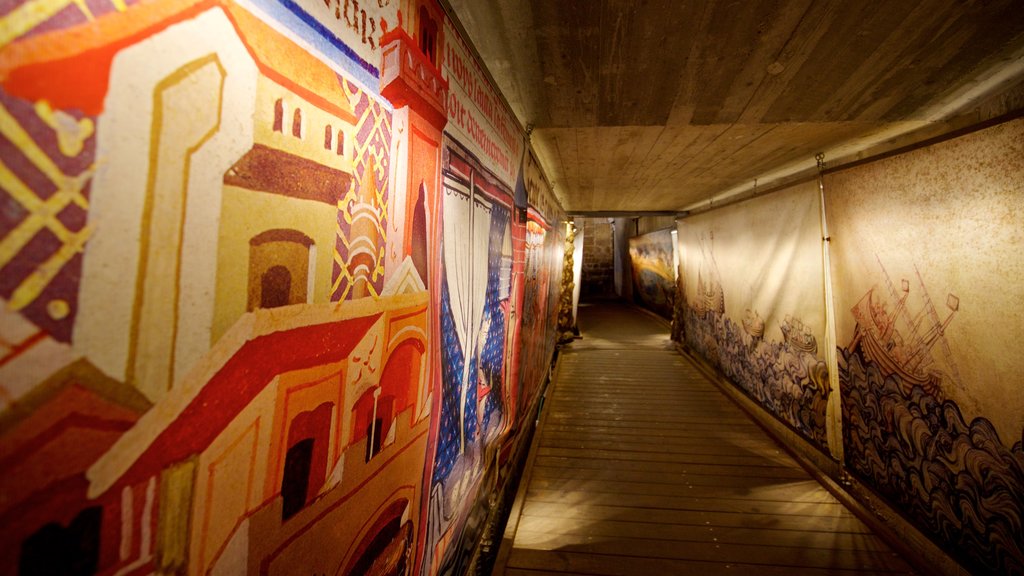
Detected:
left=0, top=2, right=567, bottom=576
left=518, top=148, right=564, bottom=414
left=628, top=229, right=675, bottom=319
left=422, top=134, right=563, bottom=575
left=442, top=19, right=522, bottom=188
left=518, top=211, right=561, bottom=412
left=825, top=118, right=1024, bottom=575
left=678, top=183, right=830, bottom=450
left=425, top=136, right=518, bottom=574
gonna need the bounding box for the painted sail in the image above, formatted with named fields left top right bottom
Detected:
left=499, top=220, right=513, bottom=300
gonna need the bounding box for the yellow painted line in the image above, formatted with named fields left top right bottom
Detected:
left=0, top=158, right=42, bottom=211
left=0, top=158, right=88, bottom=266
left=0, top=105, right=88, bottom=209
left=0, top=194, right=76, bottom=266
left=8, top=224, right=93, bottom=310
left=0, top=0, right=88, bottom=50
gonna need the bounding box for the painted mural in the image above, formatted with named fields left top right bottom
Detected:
left=826, top=118, right=1024, bottom=575
left=0, top=1, right=564, bottom=575
left=627, top=228, right=675, bottom=319
left=517, top=214, right=558, bottom=413
left=418, top=37, right=564, bottom=575
left=441, top=17, right=521, bottom=189
left=421, top=138, right=518, bottom=574
left=677, top=184, right=832, bottom=452
left=518, top=150, right=563, bottom=418
left=419, top=141, right=563, bottom=573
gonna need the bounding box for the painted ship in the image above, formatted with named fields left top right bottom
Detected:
left=742, top=309, right=765, bottom=339
left=694, top=234, right=725, bottom=315
left=781, top=315, right=818, bottom=355
left=850, top=260, right=960, bottom=399
left=695, top=270, right=726, bottom=315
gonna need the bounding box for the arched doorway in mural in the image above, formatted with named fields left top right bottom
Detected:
left=343, top=499, right=412, bottom=576
left=280, top=402, right=333, bottom=521
left=248, top=229, right=314, bottom=310
left=261, top=265, right=292, bottom=308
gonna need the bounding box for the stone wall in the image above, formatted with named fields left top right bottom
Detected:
left=580, top=217, right=616, bottom=298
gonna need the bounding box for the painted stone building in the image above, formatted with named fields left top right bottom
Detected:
left=0, top=0, right=564, bottom=574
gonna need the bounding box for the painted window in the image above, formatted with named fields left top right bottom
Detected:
left=351, top=388, right=395, bottom=462
left=324, top=125, right=333, bottom=150
left=365, top=418, right=384, bottom=462
left=281, top=439, right=313, bottom=520
left=419, top=5, right=438, bottom=65
left=344, top=502, right=407, bottom=573
left=344, top=500, right=411, bottom=576
left=291, top=108, right=303, bottom=138
left=260, top=265, right=292, bottom=309
left=336, top=129, right=345, bottom=156
left=273, top=98, right=284, bottom=132
left=379, top=338, right=424, bottom=417
left=409, top=183, right=429, bottom=280
left=280, top=403, right=332, bottom=521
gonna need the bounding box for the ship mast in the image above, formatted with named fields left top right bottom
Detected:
left=881, top=279, right=910, bottom=344
left=904, top=268, right=959, bottom=374
left=876, top=256, right=910, bottom=344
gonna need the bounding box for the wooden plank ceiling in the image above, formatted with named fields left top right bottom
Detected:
left=445, top=0, right=1024, bottom=213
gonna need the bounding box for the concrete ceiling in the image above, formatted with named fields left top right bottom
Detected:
left=445, top=0, right=1024, bottom=214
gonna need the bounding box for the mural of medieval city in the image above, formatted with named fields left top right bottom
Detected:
left=0, top=0, right=564, bottom=575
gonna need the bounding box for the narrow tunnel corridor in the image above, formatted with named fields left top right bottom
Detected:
left=0, top=1, right=1021, bottom=575
left=494, top=301, right=914, bottom=575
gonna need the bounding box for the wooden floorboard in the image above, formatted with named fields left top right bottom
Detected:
left=530, top=456, right=811, bottom=480
left=519, top=501, right=878, bottom=534
left=513, top=517, right=895, bottom=551
left=493, top=302, right=916, bottom=575
left=527, top=477, right=840, bottom=504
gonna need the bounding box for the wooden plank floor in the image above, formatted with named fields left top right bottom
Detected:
left=494, top=302, right=915, bottom=576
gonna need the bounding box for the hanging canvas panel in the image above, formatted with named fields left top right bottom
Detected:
left=421, top=136, right=518, bottom=575
left=628, top=228, right=675, bottom=319
left=825, top=118, right=1024, bottom=575
left=441, top=18, right=522, bottom=188
left=677, top=183, right=830, bottom=451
